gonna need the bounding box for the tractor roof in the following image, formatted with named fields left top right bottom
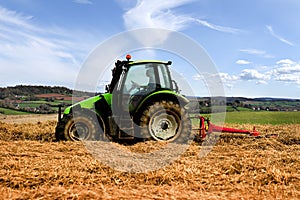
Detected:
left=127, top=60, right=172, bottom=66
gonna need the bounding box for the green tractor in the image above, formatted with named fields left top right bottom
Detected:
left=55, top=55, right=192, bottom=143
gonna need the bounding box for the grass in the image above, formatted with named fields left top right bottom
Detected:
left=0, top=107, right=30, bottom=115
left=18, top=100, right=72, bottom=108
left=1, top=100, right=72, bottom=115
left=199, top=111, right=300, bottom=125
left=224, top=111, right=300, bottom=125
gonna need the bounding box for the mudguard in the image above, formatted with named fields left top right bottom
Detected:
left=133, top=90, right=189, bottom=114
left=63, top=93, right=112, bottom=116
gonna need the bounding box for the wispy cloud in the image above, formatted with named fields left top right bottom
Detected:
left=123, top=0, right=192, bottom=31
left=0, top=6, right=96, bottom=87
left=239, top=48, right=274, bottom=58
left=192, top=18, right=241, bottom=34
left=0, top=6, right=37, bottom=31
left=123, top=0, right=241, bottom=34
left=266, top=25, right=294, bottom=46
left=73, top=0, right=93, bottom=5
left=236, top=59, right=251, bottom=65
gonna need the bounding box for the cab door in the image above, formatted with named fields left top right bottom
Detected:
left=116, top=64, right=158, bottom=112
left=111, top=63, right=158, bottom=138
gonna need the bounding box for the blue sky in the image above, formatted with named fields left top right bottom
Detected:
left=0, top=0, right=299, bottom=98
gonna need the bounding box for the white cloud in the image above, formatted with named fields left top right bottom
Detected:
left=195, top=72, right=240, bottom=89
left=274, top=74, right=300, bottom=84
left=240, top=69, right=270, bottom=81
left=236, top=59, right=300, bottom=86
left=219, top=73, right=240, bottom=82
left=276, top=59, right=295, bottom=67
left=239, top=49, right=274, bottom=58
left=194, top=58, right=300, bottom=91
left=73, top=0, right=93, bottom=5
left=274, top=65, right=300, bottom=75
left=266, top=25, right=294, bottom=46
left=194, top=59, right=300, bottom=90
left=123, top=0, right=192, bottom=30
left=218, top=73, right=240, bottom=89
left=192, top=74, right=204, bottom=81
left=0, top=6, right=41, bottom=33
left=236, top=59, right=251, bottom=65
left=273, top=59, right=300, bottom=75
left=271, top=59, right=300, bottom=84
left=123, top=0, right=241, bottom=34
left=0, top=6, right=97, bottom=88
left=256, top=80, right=268, bottom=85
left=192, top=18, right=241, bottom=34
left=193, top=72, right=239, bottom=83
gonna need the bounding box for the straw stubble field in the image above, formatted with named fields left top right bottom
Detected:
left=0, top=115, right=299, bottom=199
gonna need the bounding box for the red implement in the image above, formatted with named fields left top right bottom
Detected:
left=192, top=116, right=260, bottom=140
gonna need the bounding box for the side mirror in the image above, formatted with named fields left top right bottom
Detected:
left=105, top=84, right=110, bottom=93
left=172, top=80, right=179, bottom=93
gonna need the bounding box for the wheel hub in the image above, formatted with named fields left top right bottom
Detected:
left=70, top=122, right=89, bottom=140
left=150, top=114, right=178, bottom=140
left=161, top=122, right=169, bottom=130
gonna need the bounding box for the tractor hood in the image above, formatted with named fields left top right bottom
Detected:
left=63, top=93, right=112, bottom=115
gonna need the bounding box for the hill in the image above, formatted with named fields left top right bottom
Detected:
left=0, top=85, right=71, bottom=99
left=187, top=96, right=300, bottom=113
left=0, top=85, right=95, bottom=115
left=0, top=85, right=95, bottom=99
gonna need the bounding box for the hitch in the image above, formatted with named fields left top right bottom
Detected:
left=191, top=116, right=260, bottom=140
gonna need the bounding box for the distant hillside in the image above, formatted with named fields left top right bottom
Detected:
left=187, top=96, right=300, bottom=113
left=187, top=96, right=300, bottom=103
left=0, top=85, right=95, bottom=99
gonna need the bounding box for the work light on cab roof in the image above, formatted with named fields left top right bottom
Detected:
left=126, top=54, right=131, bottom=61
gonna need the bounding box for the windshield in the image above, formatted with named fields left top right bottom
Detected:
left=122, top=63, right=171, bottom=95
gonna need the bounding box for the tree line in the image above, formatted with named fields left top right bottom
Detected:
left=0, top=85, right=95, bottom=99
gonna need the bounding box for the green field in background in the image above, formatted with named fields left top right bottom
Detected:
left=200, top=111, right=300, bottom=125
left=0, top=107, right=30, bottom=115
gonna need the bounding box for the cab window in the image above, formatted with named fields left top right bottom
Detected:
left=123, top=64, right=157, bottom=95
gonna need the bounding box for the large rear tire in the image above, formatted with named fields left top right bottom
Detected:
left=139, top=100, right=192, bottom=143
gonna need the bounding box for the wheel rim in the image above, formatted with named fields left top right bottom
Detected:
left=149, top=110, right=180, bottom=141
left=69, top=121, right=90, bottom=141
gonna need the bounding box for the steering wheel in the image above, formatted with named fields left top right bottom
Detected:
left=128, top=80, right=140, bottom=93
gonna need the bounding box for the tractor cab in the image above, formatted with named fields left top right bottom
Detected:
left=107, top=55, right=177, bottom=115
left=106, top=55, right=176, bottom=94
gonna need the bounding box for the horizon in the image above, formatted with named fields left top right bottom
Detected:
left=1, top=84, right=299, bottom=100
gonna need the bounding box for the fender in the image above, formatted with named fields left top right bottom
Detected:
left=63, top=93, right=112, bottom=116
left=134, top=90, right=189, bottom=114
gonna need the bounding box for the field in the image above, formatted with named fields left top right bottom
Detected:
left=208, top=111, right=300, bottom=125
left=0, top=107, right=29, bottom=115
left=0, top=113, right=299, bottom=199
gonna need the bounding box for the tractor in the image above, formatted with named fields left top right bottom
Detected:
left=55, top=55, right=192, bottom=143
left=55, top=55, right=262, bottom=143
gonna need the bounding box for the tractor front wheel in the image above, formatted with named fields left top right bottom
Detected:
left=56, top=113, right=102, bottom=141
left=139, top=100, right=191, bottom=143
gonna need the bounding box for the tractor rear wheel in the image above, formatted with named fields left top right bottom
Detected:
left=139, top=100, right=191, bottom=143
left=56, top=112, right=103, bottom=141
